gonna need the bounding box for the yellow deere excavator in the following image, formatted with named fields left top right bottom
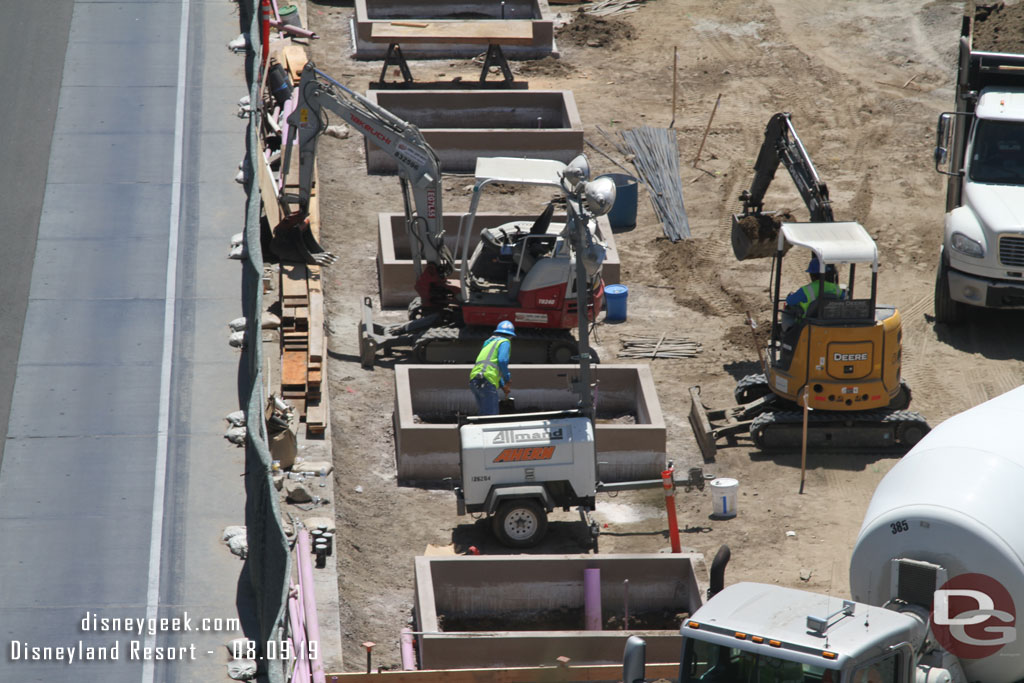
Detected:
left=689, top=113, right=929, bottom=458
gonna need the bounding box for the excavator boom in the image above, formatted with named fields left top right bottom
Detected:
left=731, top=112, right=834, bottom=260
left=283, top=62, right=454, bottom=287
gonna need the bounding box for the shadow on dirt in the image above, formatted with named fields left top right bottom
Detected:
left=749, top=448, right=904, bottom=472
left=451, top=517, right=598, bottom=555
left=930, top=309, right=1024, bottom=361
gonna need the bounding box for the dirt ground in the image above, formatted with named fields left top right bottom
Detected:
left=300, top=0, right=1024, bottom=671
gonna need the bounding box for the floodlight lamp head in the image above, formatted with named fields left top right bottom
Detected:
left=562, top=154, right=591, bottom=188
left=583, top=176, right=617, bottom=216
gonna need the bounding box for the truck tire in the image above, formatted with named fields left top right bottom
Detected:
left=934, top=258, right=966, bottom=324
left=492, top=499, right=547, bottom=548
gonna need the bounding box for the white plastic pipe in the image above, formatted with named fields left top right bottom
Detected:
left=400, top=627, right=417, bottom=670
left=584, top=568, right=602, bottom=631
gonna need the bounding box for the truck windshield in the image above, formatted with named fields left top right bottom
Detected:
left=682, top=638, right=834, bottom=683
left=969, top=119, right=1024, bottom=186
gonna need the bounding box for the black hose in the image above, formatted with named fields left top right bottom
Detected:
left=709, top=544, right=731, bottom=598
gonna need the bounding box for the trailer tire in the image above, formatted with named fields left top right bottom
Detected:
left=934, top=258, right=966, bottom=325
left=492, top=499, right=547, bottom=548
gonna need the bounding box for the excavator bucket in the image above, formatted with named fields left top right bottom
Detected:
left=731, top=212, right=785, bottom=261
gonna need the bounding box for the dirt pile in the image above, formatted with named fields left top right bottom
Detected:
left=973, top=2, right=1024, bottom=53
left=555, top=9, right=636, bottom=47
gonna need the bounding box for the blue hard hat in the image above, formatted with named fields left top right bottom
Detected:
left=495, top=320, right=516, bottom=337
left=806, top=256, right=822, bottom=273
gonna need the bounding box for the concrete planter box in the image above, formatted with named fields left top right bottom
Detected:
left=352, top=0, right=555, bottom=60
left=393, top=364, right=666, bottom=484
left=365, top=90, right=583, bottom=174
left=377, top=212, right=621, bottom=307
left=414, top=553, right=706, bottom=669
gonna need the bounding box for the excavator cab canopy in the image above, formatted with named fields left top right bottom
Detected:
left=778, top=222, right=878, bottom=272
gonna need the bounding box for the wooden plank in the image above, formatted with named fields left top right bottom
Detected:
left=308, top=165, right=322, bottom=243
left=258, top=144, right=282, bottom=228
left=325, top=662, right=679, bottom=682
left=369, top=20, right=536, bottom=45
left=282, top=350, right=308, bottom=388
left=309, top=289, right=324, bottom=363
left=278, top=44, right=308, bottom=83
left=305, top=401, right=325, bottom=433
left=307, top=266, right=322, bottom=293
left=281, top=263, right=309, bottom=304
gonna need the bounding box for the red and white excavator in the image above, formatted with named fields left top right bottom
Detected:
left=280, top=62, right=611, bottom=366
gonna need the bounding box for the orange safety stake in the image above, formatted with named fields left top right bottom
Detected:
left=662, top=468, right=681, bottom=553
left=260, top=0, right=272, bottom=66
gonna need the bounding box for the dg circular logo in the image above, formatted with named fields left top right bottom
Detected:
left=931, top=573, right=1016, bottom=659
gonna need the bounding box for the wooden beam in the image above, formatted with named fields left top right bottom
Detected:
left=369, top=20, right=536, bottom=45
left=281, top=263, right=310, bottom=305
left=279, top=44, right=309, bottom=83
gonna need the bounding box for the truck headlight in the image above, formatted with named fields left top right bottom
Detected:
left=951, top=232, right=984, bottom=258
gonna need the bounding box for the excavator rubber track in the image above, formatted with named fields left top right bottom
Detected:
left=413, top=326, right=593, bottom=365
left=749, top=409, right=930, bottom=453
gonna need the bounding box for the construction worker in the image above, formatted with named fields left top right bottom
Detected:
left=469, top=321, right=515, bottom=416
left=784, top=255, right=841, bottom=326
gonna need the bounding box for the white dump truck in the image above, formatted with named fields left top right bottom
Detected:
left=933, top=2, right=1024, bottom=323
left=624, top=384, right=1024, bottom=683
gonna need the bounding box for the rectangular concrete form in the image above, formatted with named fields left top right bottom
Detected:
left=377, top=212, right=621, bottom=307
left=394, top=364, right=666, bottom=484
left=364, top=90, right=583, bottom=174
left=414, top=553, right=706, bottom=669
left=353, top=0, right=555, bottom=60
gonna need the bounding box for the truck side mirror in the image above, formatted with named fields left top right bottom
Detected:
left=934, top=113, right=952, bottom=174
left=622, top=635, right=647, bottom=683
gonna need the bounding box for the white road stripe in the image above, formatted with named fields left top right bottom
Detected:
left=142, top=0, right=190, bottom=680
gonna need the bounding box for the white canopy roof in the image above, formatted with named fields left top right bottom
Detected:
left=779, top=221, right=878, bottom=270
left=474, top=157, right=567, bottom=187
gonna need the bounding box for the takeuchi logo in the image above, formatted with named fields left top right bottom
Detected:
left=931, top=573, right=1016, bottom=659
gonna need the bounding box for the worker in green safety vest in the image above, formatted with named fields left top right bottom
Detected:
left=784, top=256, right=841, bottom=328
left=469, top=321, right=515, bottom=415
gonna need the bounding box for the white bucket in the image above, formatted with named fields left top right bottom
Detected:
left=711, top=478, right=739, bottom=518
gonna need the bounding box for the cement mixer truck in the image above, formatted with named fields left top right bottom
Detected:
left=624, top=385, right=1024, bottom=683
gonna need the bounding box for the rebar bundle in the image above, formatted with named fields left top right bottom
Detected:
left=618, top=334, right=702, bottom=359
left=620, top=126, right=691, bottom=241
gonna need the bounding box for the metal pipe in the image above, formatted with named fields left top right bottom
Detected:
left=662, top=468, right=681, bottom=553
left=297, top=529, right=327, bottom=683
left=584, top=568, right=602, bottom=630
left=623, top=579, right=630, bottom=630
left=400, top=628, right=417, bottom=670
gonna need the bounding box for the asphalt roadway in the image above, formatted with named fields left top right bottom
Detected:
left=0, top=2, right=252, bottom=681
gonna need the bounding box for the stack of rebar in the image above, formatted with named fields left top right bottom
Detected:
left=617, top=334, right=702, bottom=359
left=584, top=0, right=646, bottom=16
left=620, top=126, right=691, bottom=241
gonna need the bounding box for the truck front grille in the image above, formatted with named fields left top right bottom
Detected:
left=999, top=235, right=1024, bottom=268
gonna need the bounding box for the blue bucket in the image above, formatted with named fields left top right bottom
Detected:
left=605, top=284, right=628, bottom=322
left=604, top=173, right=638, bottom=230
